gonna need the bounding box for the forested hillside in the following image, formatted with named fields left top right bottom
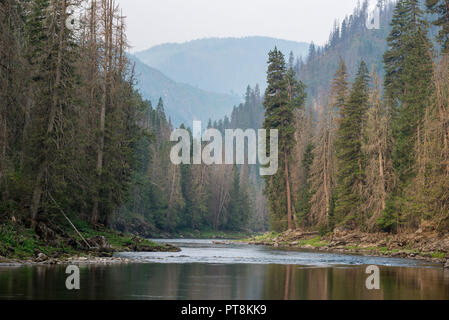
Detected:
left=2, top=0, right=449, bottom=259
left=0, top=0, right=150, bottom=228
left=135, top=36, right=310, bottom=95
left=0, top=0, right=264, bottom=246
left=114, top=86, right=268, bottom=236
left=129, top=55, right=242, bottom=126
left=263, top=0, right=449, bottom=234
left=297, top=0, right=395, bottom=102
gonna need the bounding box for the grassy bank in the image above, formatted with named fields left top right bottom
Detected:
left=0, top=218, right=178, bottom=262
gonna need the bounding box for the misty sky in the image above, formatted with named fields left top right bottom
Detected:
left=116, top=0, right=373, bottom=52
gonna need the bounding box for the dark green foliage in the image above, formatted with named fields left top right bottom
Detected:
left=334, top=61, right=370, bottom=228
left=376, top=197, right=400, bottom=232
left=263, top=48, right=306, bottom=231
left=0, top=0, right=150, bottom=232
left=384, top=0, right=433, bottom=182
left=295, top=143, right=314, bottom=226
left=382, top=1, right=434, bottom=231
left=224, top=169, right=249, bottom=230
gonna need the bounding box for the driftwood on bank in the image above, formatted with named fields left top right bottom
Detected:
left=48, top=193, right=92, bottom=249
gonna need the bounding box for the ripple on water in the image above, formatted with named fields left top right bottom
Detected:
left=114, top=239, right=439, bottom=268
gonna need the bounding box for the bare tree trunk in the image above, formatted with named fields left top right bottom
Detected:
left=323, top=134, right=330, bottom=220
left=284, top=150, right=293, bottom=230
left=379, top=151, right=386, bottom=210
left=92, top=0, right=112, bottom=224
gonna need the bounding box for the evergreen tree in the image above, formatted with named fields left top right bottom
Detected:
left=332, top=58, right=350, bottom=114
left=24, top=0, right=81, bottom=222
left=382, top=1, right=434, bottom=231
left=334, top=61, right=370, bottom=228
left=225, top=168, right=249, bottom=230
left=288, top=51, right=295, bottom=70
left=263, top=48, right=306, bottom=231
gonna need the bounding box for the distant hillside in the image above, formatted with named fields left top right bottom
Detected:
left=135, top=36, right=310, bottom=95
left=129, top=55, right=242, bottom=126
left=297, top=1, right=395, bottom=104
left=297, top=0, right=438, bottom=105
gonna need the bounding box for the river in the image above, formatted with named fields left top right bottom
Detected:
left=1, top=239, right=448, bottom=300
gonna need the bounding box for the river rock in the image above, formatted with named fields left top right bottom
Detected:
left=35, top=252, right=48, bottom=262
left=88, top=236, right=113, bottom=252
left=444, top=260, right=449, bottom=269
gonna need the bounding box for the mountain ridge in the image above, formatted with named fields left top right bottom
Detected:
left=135, top=36, right=310, bottom=95
left=129, top=54, right=242, bottom=126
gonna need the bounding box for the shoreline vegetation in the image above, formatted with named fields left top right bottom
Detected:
left=0, top=220, right=180, bottom=266
left=0, top=217, right=252, bottom=265
left=243, top=228, right=449, bottom=267
left=2, top=219, right=449, bottom=268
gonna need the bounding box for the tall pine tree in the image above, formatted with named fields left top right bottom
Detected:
left=263, top=48, right=306, bottom=231
left=334, top=61, right=370, bottom=228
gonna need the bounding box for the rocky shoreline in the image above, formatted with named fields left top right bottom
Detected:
left=0, top=254, right=142, bottom=266
left=0, top=235, right=180, bottom=267
left=246, top=228, right=449, bottom=267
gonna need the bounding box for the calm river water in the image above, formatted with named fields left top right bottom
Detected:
left=1, top=239, right=448, bottom=300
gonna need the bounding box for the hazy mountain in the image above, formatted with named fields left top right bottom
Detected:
left=135, top=36, right=310, bottom=95
left=129, top=55, right=242, bottom=126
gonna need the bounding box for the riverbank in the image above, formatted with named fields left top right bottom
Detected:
left=0, top=220, right=179, bottom=266
left=244, top=228, right=449, bottom=266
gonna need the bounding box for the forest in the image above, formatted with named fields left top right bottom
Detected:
left=264, top=0, right=449, bottom=234
left=1, top=0, right=449, bottom=251
left=0, top=0, right=263, bottom=243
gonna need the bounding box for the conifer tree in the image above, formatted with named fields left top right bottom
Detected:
left=332, top=58, right=350, bottom=115
left=384, top=0, right=433, bottom=185
left=263, top=48, right=306, bottom=231
left=25, top=0, right=81, bottom=222
left=0, top=0, right=27, bottom=208
left=334, top=61, right=370, bottom=228
left=403, top=55, right=449, bottom=230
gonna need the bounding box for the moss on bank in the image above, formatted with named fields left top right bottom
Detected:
left=0, top=220, right=176, bottom=261
left=0, top=223, right=76, bottom=259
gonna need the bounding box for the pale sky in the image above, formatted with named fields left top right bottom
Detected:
left=116, top=0, right=371, bottom=52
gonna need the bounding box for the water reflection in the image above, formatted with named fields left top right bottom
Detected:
left=1, top=263, right=448, bottom=300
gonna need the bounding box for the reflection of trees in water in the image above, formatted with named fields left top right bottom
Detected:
left=1, top=264, right=449, bottom=299
left=263, top=265, right=449, bottom=300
